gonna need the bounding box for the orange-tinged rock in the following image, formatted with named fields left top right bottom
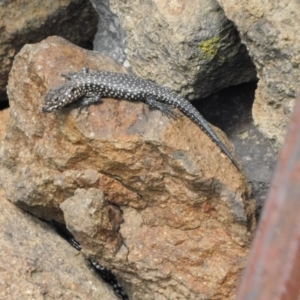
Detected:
left=0, top=36, right=256, bottom=299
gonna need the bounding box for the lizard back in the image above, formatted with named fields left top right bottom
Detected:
left=43, top=68, right=241, bottom=171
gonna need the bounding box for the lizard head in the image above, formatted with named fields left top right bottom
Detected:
left=42, top=84, right=81, bottom=113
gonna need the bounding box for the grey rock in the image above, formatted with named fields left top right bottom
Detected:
left=90, top=0, right=128, bottom=65
left=0, top=191, right=118, bottom=300
left=0, top=0, right=98, bottom=96
left=109, top=0, right=256, bottom=99
left=217, top=0, right=300, bottom=146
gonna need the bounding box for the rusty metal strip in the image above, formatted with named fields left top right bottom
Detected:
left=236, top=95, right=300, bottom=300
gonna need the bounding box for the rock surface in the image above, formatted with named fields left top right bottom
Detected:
left=0, top=0, right=98, bottom=96
left=108, top=0, right=256, bottom=99
left=90, top=0, right=128, bottom=65
left=0, top=108, right=9, bottom=140
left=0, top=190, right=118, bottom=300
left=197, top=82, right=277, bottom=217
left=0, top=36, right=256, bottom=299
left=217, top=0, right=300, bottom=146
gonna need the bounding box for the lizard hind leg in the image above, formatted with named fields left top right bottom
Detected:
left=145, top=97, right=179, bottom=119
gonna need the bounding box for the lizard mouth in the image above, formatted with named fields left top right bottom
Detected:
left=42, top=105, right=56, bottom=113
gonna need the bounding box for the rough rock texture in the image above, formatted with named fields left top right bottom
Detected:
left=0, top=0, right=98, bottom=96
left=108, top=0, right=256, bottom=99
left=197, top=82, right=277, bottom=217
left=0, top=190, right=118, bottom=300
left=217, top=0, right=300, bottom=146
left=0, top=36, right=256, bottom=299
left=90, top=0, right=128, bottom=65
left=0, top=108, right=9, bottom=140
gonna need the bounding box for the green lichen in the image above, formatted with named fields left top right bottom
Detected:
left=199, top=36, right=221, bottom=60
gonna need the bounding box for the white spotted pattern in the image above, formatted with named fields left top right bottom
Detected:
left=43, top=68, right=241, bottom=171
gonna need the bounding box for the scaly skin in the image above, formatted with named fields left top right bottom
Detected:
left=43, top=67, right=241, bottom=171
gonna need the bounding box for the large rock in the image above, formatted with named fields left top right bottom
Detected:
left=0, top=190, right=118, bottom=300
left=0, top=0, right=97, bottom=97
left=0, top=36, right=256, bottom=299
left=217, top=0, right=300, bottom=146
left=106, top=0, right=256, bottom=99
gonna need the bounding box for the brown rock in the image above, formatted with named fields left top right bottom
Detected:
left=109, top=0, right=256, bottom=99
left=217, top=0, right=300, bottom=146
left=0, top=190, right=118, bottom=300
left=60, top=188, right=124, bottom=261
left=0, top=0, right=97, bottom=96
left=0, top=36, right=256, bottom=299
left=0, top=108, right=9, bottom=141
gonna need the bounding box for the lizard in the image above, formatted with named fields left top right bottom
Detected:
left=43, top=67, right=241, bottom=171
